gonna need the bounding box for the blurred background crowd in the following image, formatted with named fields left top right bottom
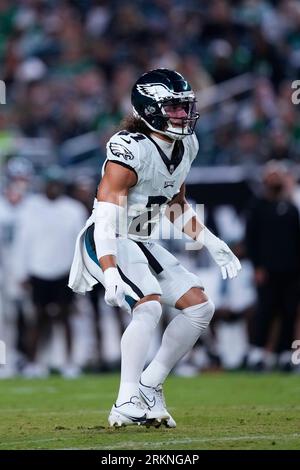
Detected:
left=0, top=0, right=300, bottom=378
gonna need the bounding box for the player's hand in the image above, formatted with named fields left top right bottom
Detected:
left=203, top=228, right=242, bottom=280
left=103, top=267, right=127, bottom=308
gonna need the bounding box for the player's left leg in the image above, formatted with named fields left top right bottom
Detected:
left=136, top=242, right=215, bottom=427
left=140, top=288, right=214, bottom=428
left=141, top=287, right=214, bottom=386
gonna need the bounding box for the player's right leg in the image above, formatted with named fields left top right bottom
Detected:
left=83, top=229, right=165, bottom=426
left=108, top=294, right=169, bottom=427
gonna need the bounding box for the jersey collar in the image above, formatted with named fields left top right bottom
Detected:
left=146, top=134, right=184, bottom=175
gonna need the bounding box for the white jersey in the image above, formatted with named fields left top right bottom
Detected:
left=101, top=130, right=199, bottom=241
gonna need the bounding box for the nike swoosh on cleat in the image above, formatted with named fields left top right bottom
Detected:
left=124, top=413, right=147, bottom=423
left=139, top=389, right=156, bottom=408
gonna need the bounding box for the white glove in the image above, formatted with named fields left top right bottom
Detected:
left=103, top=267, right=127, bottom=308
left=202, top=228, right=242, bottom=280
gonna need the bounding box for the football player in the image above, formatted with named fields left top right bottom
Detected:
left=69, top=69, right=241, bottom=428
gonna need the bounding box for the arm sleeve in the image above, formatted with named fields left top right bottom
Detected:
left=94, top=201, right=126, bottom=259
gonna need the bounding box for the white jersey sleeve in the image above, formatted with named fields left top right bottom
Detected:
left=102, top=131, right=145, bottom=183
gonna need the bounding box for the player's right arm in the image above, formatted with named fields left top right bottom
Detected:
left=94, top=161, right=136, bottom=308
left=96, top=161, right=136, bottom=270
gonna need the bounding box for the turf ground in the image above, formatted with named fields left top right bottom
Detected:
left=0, top=372, right=299, bottom=450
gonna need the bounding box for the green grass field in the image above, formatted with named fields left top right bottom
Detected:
left=0, top=372, right=299, bottom=450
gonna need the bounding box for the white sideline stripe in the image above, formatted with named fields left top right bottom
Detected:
left=0, top=438, right=65, bottom=448
left=0, top=409, right=108, bottom=415
left=97, top=433, right=300, bottom=450
left=1, top=433, right=300, bottom=449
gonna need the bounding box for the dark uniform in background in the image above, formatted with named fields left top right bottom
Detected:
left=246, top=164, right=300, bottom=367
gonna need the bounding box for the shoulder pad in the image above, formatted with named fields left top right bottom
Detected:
left=106, top=132, right=140, bottom=167
left=185, top=133, right=199, bottom=162
left=104, top=131, right=147, bottom=179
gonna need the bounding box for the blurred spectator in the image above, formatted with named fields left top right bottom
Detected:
left=212, top=241, right=256, bottom=370
left=87, top=283, right=127, bottom=372
left=0, top=157, right=34, bottom=374
left=68, top=174, right=96, bottom=213
left=12, top=167, right=87, bottom=377
left=285, top=163, right=300, bottom=213
left=0, top=0, right=299, bottom=167
left=246, top=161, right=300, bottom=371
left=209, top=205, right=256, bottom=370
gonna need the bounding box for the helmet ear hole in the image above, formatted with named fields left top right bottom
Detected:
left=131, top=69, right=199, bottom=139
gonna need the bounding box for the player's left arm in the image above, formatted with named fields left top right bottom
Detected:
left=165, top=184, right=242, bottom=280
